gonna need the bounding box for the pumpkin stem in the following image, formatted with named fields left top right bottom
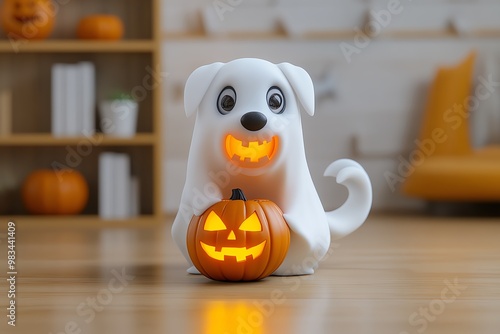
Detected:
left=230, top=188, right=247, bottom=201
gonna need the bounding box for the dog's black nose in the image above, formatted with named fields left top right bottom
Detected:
left=241, top=112, right=267, bottom=131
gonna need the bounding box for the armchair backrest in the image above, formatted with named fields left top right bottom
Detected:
left=418, top=52, right=476, bottom=156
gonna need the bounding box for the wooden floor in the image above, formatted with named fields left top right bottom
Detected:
left=1, top=214, right=499, bottom=333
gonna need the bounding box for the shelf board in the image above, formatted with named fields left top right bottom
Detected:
left=164, top=31, right=290, bottom=40
left=163, top=30, right=500, bottom=41
left=0, top=215, right=164, bottom=226
left=0, top=40, right=155, bottom=53
left=0, top=133, right=156, bottom=146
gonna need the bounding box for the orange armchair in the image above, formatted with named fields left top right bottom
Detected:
left=402, top=52, right=500, bottom=201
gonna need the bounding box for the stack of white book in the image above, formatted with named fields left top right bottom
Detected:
left=51, top=62, right=95, bottom=137
left=98, top=152, right=140, bottom=219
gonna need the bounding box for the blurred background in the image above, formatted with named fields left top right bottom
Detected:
left=162, top=0, right=500, bottom=215
left=1, top=0, right=499, bottom=221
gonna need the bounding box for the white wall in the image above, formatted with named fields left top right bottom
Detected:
left=160, top=0, right=500, bottom=213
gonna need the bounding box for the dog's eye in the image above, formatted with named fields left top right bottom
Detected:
left=217, top=87, right=236, bottom=115
left=267, top=87, right=285, bottom=114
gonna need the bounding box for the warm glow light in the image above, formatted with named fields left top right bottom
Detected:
left=227, top=231, right=236, bottom=240
left=203, top=211, right=227, bottom=231
left=225, top=134, right=278, bottom=166
left=201, top=211, right=266, bottom=262
left=200, top=241, right=266, bottom=262
left=239, top=212, right=262, bottom=231
left=204, top=301, right=264, bottom=334
left=187, top=188, right=291, bottom=281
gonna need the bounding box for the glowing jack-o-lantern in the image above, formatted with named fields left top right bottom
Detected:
left=225, top=134, right=278, bottom=169
left=1, top=0, right=56, bottom=40
left=187, top=188, right=290, bottom=281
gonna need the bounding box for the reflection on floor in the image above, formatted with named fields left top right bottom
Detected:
left=2, top=214, right=500, bottom=333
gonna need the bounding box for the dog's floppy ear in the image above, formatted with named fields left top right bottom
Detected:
left=277, top=62, right=315, bottom=116
left=184, top=62, right=225, bottom=117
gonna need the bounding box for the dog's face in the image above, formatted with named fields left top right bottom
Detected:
left=185, top=58, right=314, bottom=175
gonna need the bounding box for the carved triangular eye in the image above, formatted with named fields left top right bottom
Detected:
left=239, top=212, right=262, bottom=232
left=204, top=211, right=227, bottom=231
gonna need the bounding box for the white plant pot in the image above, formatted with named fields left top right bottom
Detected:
left=99, top=100, right=139, bottom=137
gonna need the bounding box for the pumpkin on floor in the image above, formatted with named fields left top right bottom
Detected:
left=187, top=188, right=290, bottom=281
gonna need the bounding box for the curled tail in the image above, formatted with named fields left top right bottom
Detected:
left=324, top=159, right=372, bottom=239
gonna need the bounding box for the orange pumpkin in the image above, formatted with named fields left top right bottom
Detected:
left=0, top=0, right=56, bottom=40
left=22, top=169, right=89, bottom=215
left=187, top=188, right=290, bottom=281
left=76, top=15, right=124, bottom=40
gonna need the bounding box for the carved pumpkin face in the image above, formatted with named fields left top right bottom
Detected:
left=187, top=189, right=290, bottom=281
left=1, top=0, right=56, bottom=40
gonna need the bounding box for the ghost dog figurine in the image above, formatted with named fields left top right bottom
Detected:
left=172, top=58, right=372, bottom=276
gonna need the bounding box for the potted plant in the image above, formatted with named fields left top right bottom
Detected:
left=99, top=92, right=138, bottom=137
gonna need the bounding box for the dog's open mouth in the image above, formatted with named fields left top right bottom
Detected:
left=225, top=134, right=278, bottom=168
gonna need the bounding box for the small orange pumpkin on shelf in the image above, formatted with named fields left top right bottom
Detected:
left=187, top=188, right=290, bottom=281
left=22, top=169, right=89, bottom=215
left=76, top=14, right=124, bottom=40
left=0, top=0, right=56, bottom=40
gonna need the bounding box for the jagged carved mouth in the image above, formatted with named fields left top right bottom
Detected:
left=200, top=241, right=266, bottom=262
left=14, top=15, right=39, bottom=24
left=224, top=134, right=278, bottom=168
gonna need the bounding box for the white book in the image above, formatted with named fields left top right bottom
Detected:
left=113, top=153, right=131, bottom=219
left=65, top=65, right=79, bottom=136
left=98, top=152, right=116, bottom=219
left=80, top=62, right=95, bottom=136
left=51, top=64, right=66, bottom=137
